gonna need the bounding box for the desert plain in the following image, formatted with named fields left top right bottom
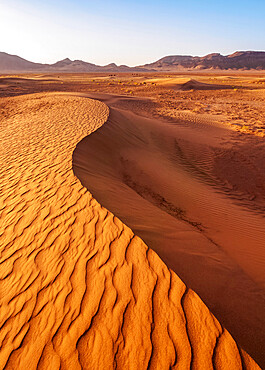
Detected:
left=0, top=72, right=265, bottom=369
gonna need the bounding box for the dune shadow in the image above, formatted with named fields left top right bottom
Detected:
left=73, top=97, right=265, bottom=367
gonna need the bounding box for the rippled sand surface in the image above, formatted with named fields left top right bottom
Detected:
left=0, top=93, right=260, bottom=369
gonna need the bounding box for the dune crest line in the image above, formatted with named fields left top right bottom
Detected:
left=73, top=93, right=265, bottom=368
left=0, top=93, right=260, bottom=369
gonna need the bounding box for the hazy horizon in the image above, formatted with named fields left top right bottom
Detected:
left=3, top=49, right=265, bottom=68
left=1, top=0, right=265, bottom=66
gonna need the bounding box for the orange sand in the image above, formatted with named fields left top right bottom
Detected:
left=0, top=92, right=261, bottom=368
left=73, top=94, right=265, bottom=367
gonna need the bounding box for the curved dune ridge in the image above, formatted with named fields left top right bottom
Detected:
left=145, top=77, right=233, bottom=90
left=0, top=93, right=260, bottom=369
left=178, top=79, right=232, bottom=90
left=73, top=94, right=265, bottom=367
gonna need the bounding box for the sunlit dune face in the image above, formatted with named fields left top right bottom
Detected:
left=0, top=75, right=264, bottom=368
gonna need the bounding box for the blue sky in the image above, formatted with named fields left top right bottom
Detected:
left=1, top=0, right=265, bottom=65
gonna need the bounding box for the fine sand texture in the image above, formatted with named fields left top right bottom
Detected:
left=73, top=93, right=265, bottom=367
left=0, top=92, right=260, bottom=369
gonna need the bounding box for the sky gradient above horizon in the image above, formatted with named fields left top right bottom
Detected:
left=1, top=0, right=265, bottom=66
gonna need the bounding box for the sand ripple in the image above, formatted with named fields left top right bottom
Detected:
left=0, top=93, right=259, bottom=369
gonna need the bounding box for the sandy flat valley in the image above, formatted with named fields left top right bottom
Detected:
left=0, top=73, right=265, bottom=369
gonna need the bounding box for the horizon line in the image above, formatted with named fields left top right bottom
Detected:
left=1, top=49, right=265, bottom=68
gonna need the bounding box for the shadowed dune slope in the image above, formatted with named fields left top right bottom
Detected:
left=143, top=78, right=233, bottom=90
left=73, top=95, right=265, bottom=368
left=0, top=93, right=260, bottom=369
left=178, top=79, right=232, bottom=90
left=0, top=77, right=59, bottom=83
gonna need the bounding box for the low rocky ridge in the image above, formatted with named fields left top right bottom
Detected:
left=1, top=51, right=265, bottom=72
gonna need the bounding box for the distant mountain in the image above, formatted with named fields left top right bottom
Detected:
left=0, top=52, right=147, bottom=73
left=141, top=51, right=265, bottom=71
left=1, top=51, right=265, bottom=73
left=0, top=52, right=49, bottom=72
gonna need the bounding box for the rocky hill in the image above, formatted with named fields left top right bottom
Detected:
left=141, top=51, right=265, bottom=71
left=1, top=51, right=265, bottom=72
left=0, top=52, right=146, bottom=73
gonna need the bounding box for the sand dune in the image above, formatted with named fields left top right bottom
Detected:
left=178, top=79, right=232, bottom=90
left=142, top=77, right=233, bottom=90
left=73, top=93, right=265, bottom=367
left=0, top=77, right=60, bottom=84
left=0, top=92, right=261, bottom=368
